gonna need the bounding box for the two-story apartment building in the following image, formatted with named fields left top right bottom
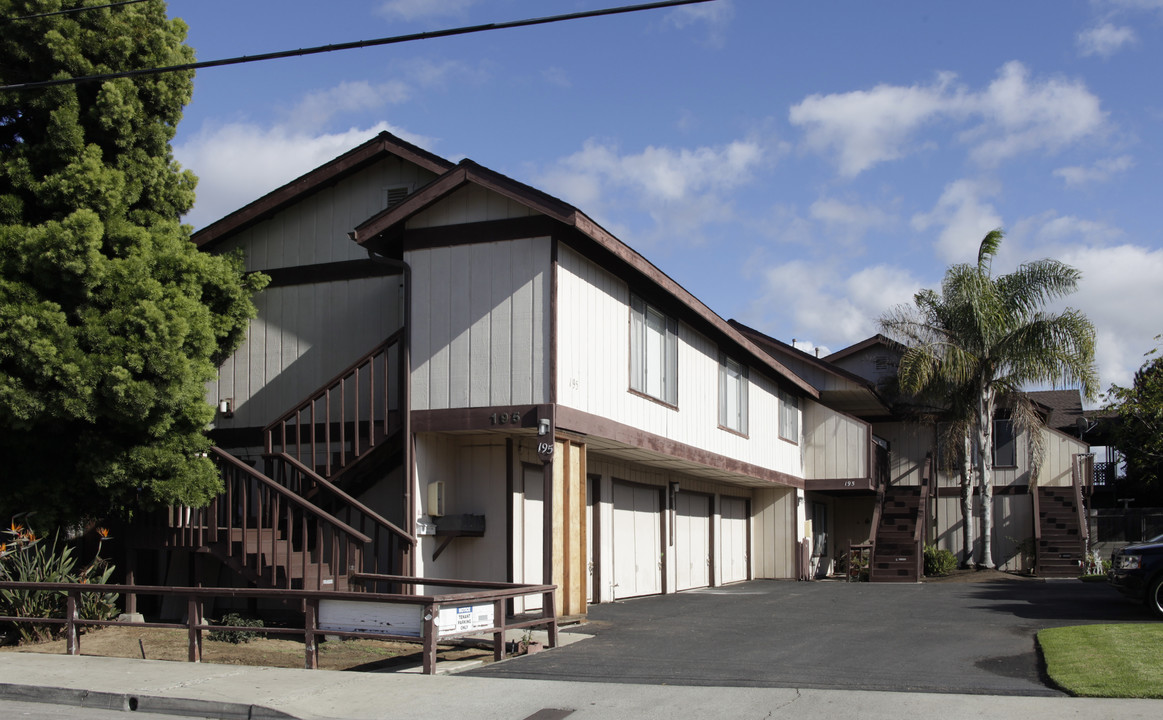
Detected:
left=185, top=132, right=881, bottom=614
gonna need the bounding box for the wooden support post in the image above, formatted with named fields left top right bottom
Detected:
left=65, top=591, right=79, bottom=656
left=493, top=598, right=506, bottom=662
left=421, top=602, right=438, bottom=675
left=187, top=597, right=202, bottom=663
left=544, top=589, right=558, bottom=649
left=304, top=598, right=319, bottom=670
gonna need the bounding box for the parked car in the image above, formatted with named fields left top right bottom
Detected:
left=1109, top=533, right=1163, bottom=617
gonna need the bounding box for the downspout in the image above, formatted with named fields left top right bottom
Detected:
left=364, top=249, right=414, bottom=573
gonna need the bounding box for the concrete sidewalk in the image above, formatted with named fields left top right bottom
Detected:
left=1, top=651, right=1161, bottom=720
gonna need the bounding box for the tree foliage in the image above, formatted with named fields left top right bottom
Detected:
left=882, top=230, right=1097, bottom=568
left=0, top=1, right=266, bottom=526
left=1107, top=341, right=1163, bottom=489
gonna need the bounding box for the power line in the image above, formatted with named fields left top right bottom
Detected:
left=1, top=0, right=153, bottom=23
left=0, top=0, right=716, bottom=91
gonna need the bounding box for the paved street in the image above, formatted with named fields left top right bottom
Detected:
left=470, top=576, right=1155, bottom=695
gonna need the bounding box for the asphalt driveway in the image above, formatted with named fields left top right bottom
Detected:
left=468, top=576, right=1157, bottom=696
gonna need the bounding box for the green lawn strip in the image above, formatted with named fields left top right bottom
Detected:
left=1038, top=624, right=1163, bottom=698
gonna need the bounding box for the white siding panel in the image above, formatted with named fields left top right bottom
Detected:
left=556, top=245, right=802, bottom=478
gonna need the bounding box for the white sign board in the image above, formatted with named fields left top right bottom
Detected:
left=435, top=604, right=495, bottom=638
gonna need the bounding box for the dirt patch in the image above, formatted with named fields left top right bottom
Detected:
left=0, top=625, right=494, bottom=672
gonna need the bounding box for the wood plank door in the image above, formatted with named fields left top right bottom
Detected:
left=675, top=492, right=711, bottom=591
left=719, top=496, right=750, bottom=585
left=612, top=481, right=662, bottom=599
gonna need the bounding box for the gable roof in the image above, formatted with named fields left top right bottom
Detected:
left=824, top=334, right=903, bottom=363
left=191, top=131, right=456, bottom=250
left=350, top=158, right=821, bottom=400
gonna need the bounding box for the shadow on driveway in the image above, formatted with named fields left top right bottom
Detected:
left=468, top=577, right=1157, bottom=695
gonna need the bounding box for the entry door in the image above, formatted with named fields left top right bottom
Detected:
left=811, top=501, right=828, bottom=578
left=612, top=481, right=662, bottom=599
left=675, top=492, right=711, bottom=591
left=519, top=465, right=543, bottom=612
left=719, top=496, right=749, bottom=584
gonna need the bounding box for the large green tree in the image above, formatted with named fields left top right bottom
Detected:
left=882, top=230, right=1097, bottom=568
left=0, top=0, right=265, bottom=526
left=1106, top=341, right=1163, bottom=492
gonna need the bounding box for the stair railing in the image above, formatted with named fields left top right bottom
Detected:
left=1073, top=453, right=1093, bottom=564
left=175, top=448, right=372, bottom=590
left=269, top=452, right=415, bottom=591
left=264, top=330, right=404, bottom=479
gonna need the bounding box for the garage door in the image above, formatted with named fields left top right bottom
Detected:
left=719, top=496, right=750, bottom=585
left=675, top=492, right=711, bottom=591
left=612, top=481, right=662, bottom=599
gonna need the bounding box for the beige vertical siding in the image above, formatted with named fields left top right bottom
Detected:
left=752, top=486, right=796, bottom=579
left=802, top=403, right=869, bottom=479
left=408, top=237, right=552, bottom=410
left=1038, top=428, right=1088, bottom=487
left=215, top=156, right=441, bottom=272
left=209, top=277, right=402, bottom=428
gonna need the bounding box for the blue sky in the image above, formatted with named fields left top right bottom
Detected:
left=168, top=0, right=1163, bottom=398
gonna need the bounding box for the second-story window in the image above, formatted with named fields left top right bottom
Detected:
left=993, top=414, right=1016, bottom=467
left=630, top=294, right=678, bottom=406
left=719, top=354, right=748, bottom=434
left=779, top=388, right=800, bottom=443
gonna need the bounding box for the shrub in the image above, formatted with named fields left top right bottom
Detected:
left=208, top=612, right=264, bottom=644
left=924, top=545, right=957, bottom=577
left=0, top=515, right=120, bottom=644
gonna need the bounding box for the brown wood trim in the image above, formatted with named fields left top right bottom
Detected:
left=399, top=216, right=561, bottom=252
left=411, top=405, right=552, bottom=433
left=555, top=405, right=805, bottom=490
left=934, top=484, right=1031, bottom=497
left=627, top=388, right=679, bottom=411
left=260, top=259, right=402, bottom=288
left=807, top=477, right=875, bottom=492
left=717, top=424, right=749, bottom=440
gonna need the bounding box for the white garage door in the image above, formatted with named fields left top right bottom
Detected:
left=675, top=492, right=711, bottom=591
left=719, top=496, right=750, bottom=585
left=612, top=481, right=662, bottom=599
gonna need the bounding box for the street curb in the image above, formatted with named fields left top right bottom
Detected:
left=0, top=682, right=298, bottom=719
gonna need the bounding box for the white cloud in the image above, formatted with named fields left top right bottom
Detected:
left=1077, top=22, right=1138, bottom=57
left=790, top=63, right=1106, bottom=176
left=286, top=80, right=411, bottom=131
left=1054, top=155, right=1135, bottom=186
left=789, top=73, right=956, bottom=177
left=377, top=0, right=478, bottom=21
left=809, top=198, right=894, bottom=245
left=750, top=260, right=922, bottom=351
left=1054, top=244, right=1163, bottom=391
left=665, top=0, right=735, bottom=46
left=534, top=137, right=767, bottom=245
left=175, top=122, right=435, bottom=229
left=911, top=179, right=1004, bottom=263
left=966, top=62, right=1107, bottom=166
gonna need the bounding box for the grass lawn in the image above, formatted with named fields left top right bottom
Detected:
left=1038, top=624, right=1163, bottom=698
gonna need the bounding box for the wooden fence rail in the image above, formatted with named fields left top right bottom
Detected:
left=0, top=579, right=557, bottom=675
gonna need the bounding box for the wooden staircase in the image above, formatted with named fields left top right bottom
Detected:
left=870, top=455, right=931, bottom=583
left=131, top=332, right=415, bottom=596
left=1034, top=486, right=1085, bottom=577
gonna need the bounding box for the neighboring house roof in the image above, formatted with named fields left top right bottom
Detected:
left=191, top=131, right=456, bottom=250
left=823, top=334, right=903, bottom=363
left=728, top=320, right=888, bottom=416
left=349, top=157, right=820, bottom=399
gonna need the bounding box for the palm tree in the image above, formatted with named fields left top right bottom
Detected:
left=881, top=230, right=1097, bottom=568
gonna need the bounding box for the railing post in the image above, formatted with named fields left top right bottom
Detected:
left=493, top=598, right=506, bottom=662
left=304, top=598, right=319, bottom=670
left=544, top=589, right=558, bottom=648
left=65, top=590, right=79, bottom=656
left=187, top=596, right=203, bottom=663
left=422, top=602, right=438, bottom=675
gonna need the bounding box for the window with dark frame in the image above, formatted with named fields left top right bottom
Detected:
left=992, top=415, right=1016, bottom=467
left=779, top=388, right=800, bottom=443
left=719, top=353, right=748, bottom=434
left=629, top=294, right=678, bottom=406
